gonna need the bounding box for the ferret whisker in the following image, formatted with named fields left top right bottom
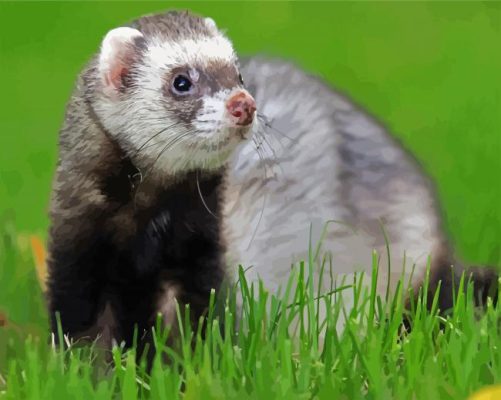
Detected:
left=131, top=123, right=177, bottom=158
left=253, top=134, right=263, bottom=150
left=138, top=87, right=159, bottom=93
left=132, top=131, right=193, bottom=206
left=257, top=121, right=287, bottom=152
left=246, top=141, right=268, bottom=250
left=139, top=131, right=192, bottom=185
left=252, top=137, right=272, bottom=180
left=138, top=139, right=166, bottom=152
left=257, top=132, right=285, bottom=178
left=256, top=130, right=277, bottom=159
left=257, top=113, right=296, bottom=143
left=196, top=170, right=218, bottom=218
left=253, top=134, right=268, bottom=163
left=136, top=129, right=186, bottom=153
left=256, top=127, right=278, bottom=150
left=252, top=131, right=284, bottom=179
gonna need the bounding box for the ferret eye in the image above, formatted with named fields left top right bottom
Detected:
left=238, top=73, right=244, bottom=85
left=172, top=75, right=193, bottom=94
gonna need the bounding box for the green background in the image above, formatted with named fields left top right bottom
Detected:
left=0, top=1, right=499, bottom=267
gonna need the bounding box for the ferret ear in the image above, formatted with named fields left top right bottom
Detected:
left=98, top=27, right=145, bottom=96
left=205, top=17, right=218, bottom=33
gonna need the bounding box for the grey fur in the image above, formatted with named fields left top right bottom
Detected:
left=130, top=10, right=216, bottom=41
left=223, top=57, right=450, bottom=307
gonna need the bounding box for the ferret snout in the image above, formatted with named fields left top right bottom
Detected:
left=225, top=90, right=256, bottom=126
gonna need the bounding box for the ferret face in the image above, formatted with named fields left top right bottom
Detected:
left=92, top=13, right=256, bottom=178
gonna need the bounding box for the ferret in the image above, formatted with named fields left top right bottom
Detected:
left=47, top=10, right=497, bottom=353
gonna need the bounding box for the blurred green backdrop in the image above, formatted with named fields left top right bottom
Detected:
left=0, top=2, right=499, bottom=266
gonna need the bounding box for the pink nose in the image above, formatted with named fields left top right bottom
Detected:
left=226, top=90, right=256, bottom=126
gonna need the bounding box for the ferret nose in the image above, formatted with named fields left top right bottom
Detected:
left=226, top=90, right=256, bottom=126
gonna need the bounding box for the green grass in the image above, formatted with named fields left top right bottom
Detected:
left=0, top=224, right=500, bottom=399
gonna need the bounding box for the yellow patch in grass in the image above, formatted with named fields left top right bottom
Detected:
left=469, top=385, right=501, bottom=400
left=29, top=235, right=48, bottom=292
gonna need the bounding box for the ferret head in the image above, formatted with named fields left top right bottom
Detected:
left=91, top=11, right=256, bottom=178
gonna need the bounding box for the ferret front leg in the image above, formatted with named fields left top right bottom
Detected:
left=46, top=234, right=109, bottom=344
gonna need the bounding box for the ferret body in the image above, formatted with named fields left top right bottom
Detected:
left=224, top=58, right=446, bottom=306
left=227, top=58, right=497, bottom=318
left=47, top=10, right=497, bottom=351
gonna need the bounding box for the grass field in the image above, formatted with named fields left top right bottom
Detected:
left=0, top=2, right=500, bottom=399
left=1, top=232, right=500, bottom=399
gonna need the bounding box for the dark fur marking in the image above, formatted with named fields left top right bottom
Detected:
left=102, top=156, right=140, bottom=204
left=162, top=64, right=240, bottom=125
left=48, top=150, right=225, bottom=360
left=402, top=256, right=499, bottom=333
left=427, top=262, right=499, bottom=311
left=202, top=62, right=240, bottom=93
left=131, top=10, right=215, bottom=41
left=47, top=11, right=237, bottom=366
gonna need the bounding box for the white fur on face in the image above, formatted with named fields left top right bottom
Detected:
left=145, top=35, right=236, bottom=71
left=93, top=30, right=252, bottom=179
left=187, top=89, right=256, bottom=169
